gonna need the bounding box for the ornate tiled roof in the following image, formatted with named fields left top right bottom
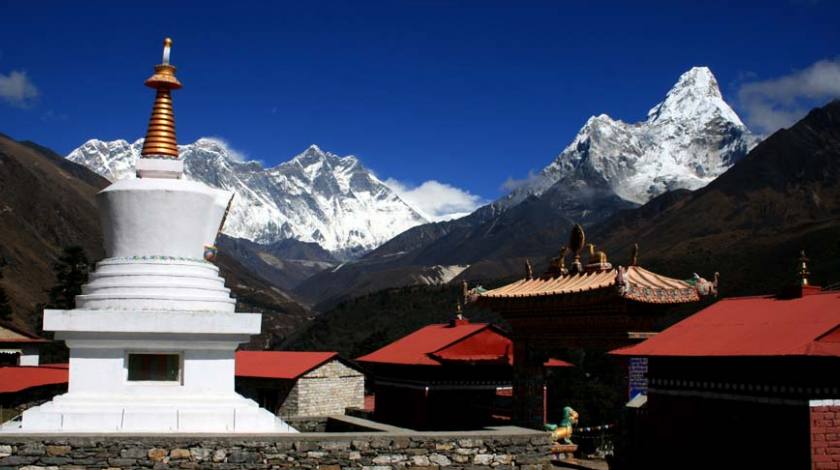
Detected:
left=479, top=266, right=701, bottom=304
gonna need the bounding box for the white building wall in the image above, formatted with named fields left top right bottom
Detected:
left=19, top=345, right=40, bottom=366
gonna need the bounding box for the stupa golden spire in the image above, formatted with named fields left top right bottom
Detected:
left=141, top=38, right=182, bottom=159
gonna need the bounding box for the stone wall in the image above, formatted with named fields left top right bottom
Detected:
left=811, top=400, right=840, bottom=470
left=278, top=383, right=300, bottom=417
left=281, top=360, right=365, bottom=418
left=0, top=427, right=552, bottom=470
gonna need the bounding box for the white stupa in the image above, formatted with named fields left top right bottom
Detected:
left=4, top=39, right=295, bottom=433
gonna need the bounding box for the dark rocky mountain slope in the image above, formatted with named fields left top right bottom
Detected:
left=0, top=134, right=106, bottom=331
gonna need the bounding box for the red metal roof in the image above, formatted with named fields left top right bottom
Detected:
left=0, top=365, right=68, bottom=393
left=544, top=358, right=573, bottom=367
left=430, top=326, right=513, bottom=365
left=356, top=321, right=572, bottom=368
left=235, top=351, right=339, bottom=379
left=356, top=322, right=499, bottom=366
left=612, top=291, right=840, bottom=358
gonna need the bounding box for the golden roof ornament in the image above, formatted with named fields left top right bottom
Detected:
left=569, top=224, right=585, bottom=274
left=525, top=258, right=533, bottom=280
left=630, top=243, right=639, bottom=266
left=141, top=37, right=182, bottom=159
left=544, top=246, right=568, bottom=278
left=798, top=250, right=810, bottom=286
left=585, top=243, right=612, bottom=272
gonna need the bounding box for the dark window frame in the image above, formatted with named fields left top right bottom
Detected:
left=126, top=352, right=183, bottom=383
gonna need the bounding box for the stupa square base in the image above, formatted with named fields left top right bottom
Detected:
left=1, top=308, right=298, bottom=434
left=13, top=396, right=294, bottom=433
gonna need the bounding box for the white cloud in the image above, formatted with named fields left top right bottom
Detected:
left=500, top=170, right=542, bottom=193
left=0, top=69, right=39, bottom=108
left=738, top=58, right=840, bottom=134
left=385, top=178, right=486, bottom=222
left=201, top=136, right=251, bottom=162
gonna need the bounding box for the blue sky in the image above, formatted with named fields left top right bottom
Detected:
left=1, top=1, right=839, bottom=217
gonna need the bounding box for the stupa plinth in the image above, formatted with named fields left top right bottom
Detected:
left=3, top=39, right=295, bottom=433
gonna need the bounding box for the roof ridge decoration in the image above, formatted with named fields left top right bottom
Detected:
left=585, top=243, right=613, bottom=273
left=568, top=224, right=585, bottom=274
left=799, top=250, right=810, bottom=287
left=544, top=247, right=569, bottom=278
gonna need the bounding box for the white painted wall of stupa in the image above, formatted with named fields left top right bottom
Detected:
left=1, top=143, right=296, bottom=433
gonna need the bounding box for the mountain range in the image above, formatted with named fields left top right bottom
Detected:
left=68, top=140, right=428, bottom=259
left=66, top=68, right=754, bottom=266
left=2, top=72, right=838, bottom=359
left=292, top=67, right=760, bottom=308
left=287, top=100, right=840, bottom=356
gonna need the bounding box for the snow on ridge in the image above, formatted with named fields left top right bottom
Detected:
left=66, top=139, right=429, bottom=258
left=501, top=66, right=758, bottom=207
left=414, top=265, right=470, bottom=285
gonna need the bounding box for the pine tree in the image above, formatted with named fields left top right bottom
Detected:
left=47, top=246, right=90, bottom=310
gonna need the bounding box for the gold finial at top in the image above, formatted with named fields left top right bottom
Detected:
left=455, top=302, right=465, bottom=321
left=162, top=37, right=173, bottom=65
left=141, top=37, right=182, bottom=159
left=798, top=250, right=810, bottom=286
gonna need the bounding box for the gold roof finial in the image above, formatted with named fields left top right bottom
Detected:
left=545, top=246, right=569, bottom=278
left=455, top=302, right=465, bottom=321
left=141, top=37, right=182, bottom=159
left=798, top=250, right=810, bottom=286
left=630, top=243, right=639, bottom=266
left=569, top=224, right=585, bottom=274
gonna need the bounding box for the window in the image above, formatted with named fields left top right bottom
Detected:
left=127, top=353, right=181, bottom=382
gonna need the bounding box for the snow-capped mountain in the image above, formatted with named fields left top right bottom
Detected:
left=501, top=66, right=758, bottom=208
left=67, top=139, right=428, bottom=258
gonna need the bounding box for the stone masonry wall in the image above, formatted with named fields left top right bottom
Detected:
left=279, top=384, right=300, bottom=417
left=290, top=360, right=365, bottom=417
left=0, top=430, right=552, bottom=470
left=811, top=400, right=840, bottom=470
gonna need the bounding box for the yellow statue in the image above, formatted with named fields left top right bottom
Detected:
left=546, top=406, right=579, bottom=445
